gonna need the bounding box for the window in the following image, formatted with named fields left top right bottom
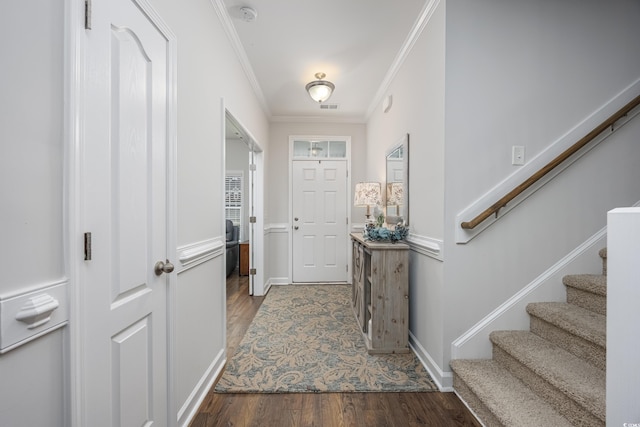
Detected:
left=292, top=140, right=347, bottom=159
left=225, top=172, right=243, bottom=226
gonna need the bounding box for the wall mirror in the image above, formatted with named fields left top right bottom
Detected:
left=385, top=133, right=409, bottom=226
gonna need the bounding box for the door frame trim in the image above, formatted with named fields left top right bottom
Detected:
left=65, top=0, right=178, bottom=425
left=288, top=135, right=352, bottom=284
left=223, top=105, right=266, bottom=296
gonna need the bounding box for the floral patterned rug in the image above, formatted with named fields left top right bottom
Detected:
left=214, top=284, right=437, bottom=393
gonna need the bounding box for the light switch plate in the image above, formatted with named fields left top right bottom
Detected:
left=512, top=146, right=525, bottom=165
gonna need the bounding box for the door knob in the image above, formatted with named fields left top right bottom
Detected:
left=294, top=226, right=299, bottom=230
left=294, top=217, right=299, bottom=221
left=154, top=259, right=174, bottom=276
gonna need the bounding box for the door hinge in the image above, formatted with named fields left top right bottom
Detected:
left=84, top=0, right=92, bottom=30
left=249, top=216, right=256, bottom=223
left=249, top=164, right=256, bottom=171
left=84, top=232, right=92, bottom=261
left=346, top=217, right=349, bottom=225
left=250, top=268, right=257, bottom=275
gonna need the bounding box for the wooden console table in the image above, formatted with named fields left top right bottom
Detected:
left=350, top=233, right=409, bottom=354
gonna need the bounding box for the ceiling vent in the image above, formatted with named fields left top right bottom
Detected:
left=319, top=104, right=338, bottom=110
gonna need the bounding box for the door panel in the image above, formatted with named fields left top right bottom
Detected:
left=81, top=0, right=170, bottom=425
left=112, top=318, right=151, bottom=427
left=292, top=160, right=347, bottom=282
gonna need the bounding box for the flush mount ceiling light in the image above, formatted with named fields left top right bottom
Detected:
left=305, top=72, right=335, bottom=103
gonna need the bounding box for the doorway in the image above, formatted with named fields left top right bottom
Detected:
left=289, top=136, right=351, bottom=283
left=224, top=110, right=264, bottom=295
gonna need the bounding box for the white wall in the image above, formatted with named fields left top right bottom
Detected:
left=266, top=121, right=366, bottom=282
left=365, top=0, right=447, bottom=384
left=0, top=1, right=67, bottom=425
left=442, top=0, right=640, bottom=377
left=364, top=0, right=640, bottom=389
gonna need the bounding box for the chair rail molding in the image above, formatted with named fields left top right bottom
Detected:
left=456, top=78, right=640, bottom=244
left=265, top=223, right=289, bottom=234
left=407, top=233, right=443, bottom=261
left=177, top=237, right=224, bottom=272
left=0, top=278, right=69, bottom=354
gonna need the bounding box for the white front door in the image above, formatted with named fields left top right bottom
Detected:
left=80, top=0, right=171, bottom=425
left=292, top=160, right=348, bottom=282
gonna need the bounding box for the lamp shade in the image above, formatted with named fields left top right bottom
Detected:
left=306, top=73, right=335, bottom=103
left=386, top=182, right=403, bottom=207
left=354, top=182, right=382, bottom=207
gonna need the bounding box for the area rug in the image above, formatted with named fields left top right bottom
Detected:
left=214, top=284, right=437, bottom=393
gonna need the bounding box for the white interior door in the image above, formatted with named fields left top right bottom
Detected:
left=80, top=0, right=171, bottom=425
left=292, top=160, right=348, bottom=282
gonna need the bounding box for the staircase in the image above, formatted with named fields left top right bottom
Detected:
left=451, top=249, right=607, bottom=427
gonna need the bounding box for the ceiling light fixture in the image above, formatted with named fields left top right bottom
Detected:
left=305, top=72, right=335, bottom=103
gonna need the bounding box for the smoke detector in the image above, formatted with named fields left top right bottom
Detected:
left=240, top=7, right=257, bottom=22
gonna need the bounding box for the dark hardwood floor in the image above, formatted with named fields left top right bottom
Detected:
left=190, top=274, right=481, bottom=427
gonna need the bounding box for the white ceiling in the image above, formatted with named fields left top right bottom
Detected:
left=220, top=0, right=428, bottom=122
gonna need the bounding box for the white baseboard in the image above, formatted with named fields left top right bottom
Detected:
left=178, top=348, right=226, bottom=427
left=263, top=278, right=287, bottom=296
left=409, top=331, right=452, bottom=391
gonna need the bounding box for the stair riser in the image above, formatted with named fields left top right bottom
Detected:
left=566, top=287, right=606, bottom=316
left=492, top=345, right=604, bottom=427
left=529, top=317, right=606, bottom=371
left=453, top=374, right=503, bottom=427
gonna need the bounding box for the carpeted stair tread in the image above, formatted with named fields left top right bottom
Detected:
left=490, top=330, right=605, bottom=420
left=527, top=302, right=606, bottom=348
left=562, top=274, right=607, bottom=296
left=451, top=359, right=573, bottom=427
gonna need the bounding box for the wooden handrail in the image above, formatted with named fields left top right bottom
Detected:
left=461, top=93, right=640, bottom=230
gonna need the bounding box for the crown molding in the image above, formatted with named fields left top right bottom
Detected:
left=211, top=0, right=271, bottom=117
left=365, top=0, right=441, bottom=120
left=212, top=0, right=441, bottom=124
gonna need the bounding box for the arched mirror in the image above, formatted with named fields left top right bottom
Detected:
left=385, top=133, right=409, bottom=226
